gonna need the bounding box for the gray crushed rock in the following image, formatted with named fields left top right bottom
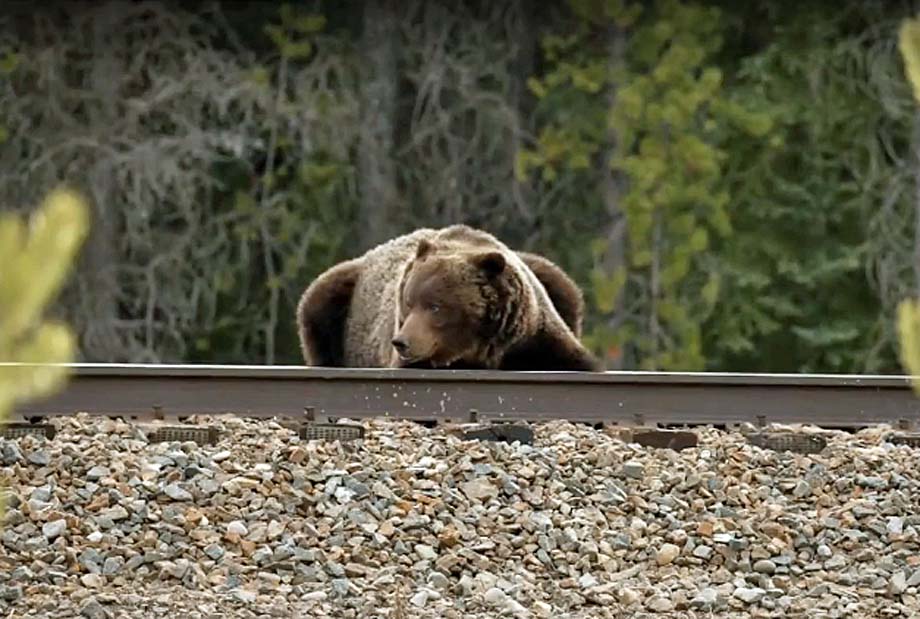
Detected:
left=0, top=413, right=918, bottom=617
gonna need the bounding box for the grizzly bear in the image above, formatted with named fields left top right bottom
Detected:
left=296, top=225, right=601, bottom=371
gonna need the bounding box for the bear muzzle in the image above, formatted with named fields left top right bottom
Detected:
left=392, top=312, right=438, bottom=362
left=391, top=336, right=411, bottom=359
left=391, top=334, right=431, bottom=364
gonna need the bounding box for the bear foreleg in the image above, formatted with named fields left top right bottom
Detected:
left=499, top=328, right=602, bottom=372
left=295, top=258, right=363, bottom=367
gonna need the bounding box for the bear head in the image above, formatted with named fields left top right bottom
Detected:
left=391, top=238, right=527, bottom=369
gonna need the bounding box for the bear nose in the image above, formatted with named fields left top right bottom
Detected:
left=391, top=337, right=409, bottom=354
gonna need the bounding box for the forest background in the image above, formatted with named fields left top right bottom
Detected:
left=1, top=0, right=918, bottom=374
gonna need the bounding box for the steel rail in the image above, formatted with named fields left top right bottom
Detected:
left=5, top=363, right=920, bottom=428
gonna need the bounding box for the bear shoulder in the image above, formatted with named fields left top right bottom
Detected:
left=297, top=228, right=439, bottom=367
left=296, top=257, right=364, bottom=366
left=516, top=251, right=585, bottom=337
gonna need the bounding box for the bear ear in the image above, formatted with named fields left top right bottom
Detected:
left=471, top=251, right=506, bottom=276
left=416, top=239, right=433, bottom=260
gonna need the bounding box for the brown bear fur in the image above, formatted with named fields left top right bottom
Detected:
left=296, top=225, right=599, bottom=371
left=515, top=251, right=585, bottom=337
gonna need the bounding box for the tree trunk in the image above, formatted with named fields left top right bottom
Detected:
left=358, top=0, right=400, bottom=251
left=649, top=210, right=662, bottom=370
left=509, top=0, right=537, bottom=237
left=80, top=5, right=124, bottom=362
left=601, top=23, right=630, bottom=370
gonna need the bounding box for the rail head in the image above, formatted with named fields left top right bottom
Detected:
left=1, top=362, right=916, bottom=389
left=7, top=363, right=920, bottom=427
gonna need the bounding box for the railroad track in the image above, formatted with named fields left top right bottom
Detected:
left=5, top=363, right=920, bottom=453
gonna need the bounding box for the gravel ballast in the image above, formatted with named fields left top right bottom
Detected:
left=0, top=413, right=919, bottom=617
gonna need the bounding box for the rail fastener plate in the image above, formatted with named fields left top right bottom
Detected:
left=0, top=423, right=56, bottom=440
left=145, top=426, right=219, bottom=445
left=886, top=432, right=920, bottom=448
left=298, top=423, right=365, bottom=442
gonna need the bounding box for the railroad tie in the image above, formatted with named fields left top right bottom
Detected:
left=606, top=427, right=699, bottom=451
left=447, top=423, right=535, bottom=445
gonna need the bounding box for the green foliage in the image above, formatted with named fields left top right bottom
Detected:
left=264, top=4, right=326, bottom=60
left=0, top=48, right=18, bottom=145
left=704, top=6, right=912, bottom=373
left=188, top=5, right=357, bottom=363
left=522, top=0, right=770, bottom=371
left=0, top=189, right=87, bottom=519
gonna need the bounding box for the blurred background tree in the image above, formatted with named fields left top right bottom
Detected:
left=0, top=188, right=88, bottom=521
left=0, top=0, right=918, bottom=373
left=896, top=12, right=920, bottom=391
